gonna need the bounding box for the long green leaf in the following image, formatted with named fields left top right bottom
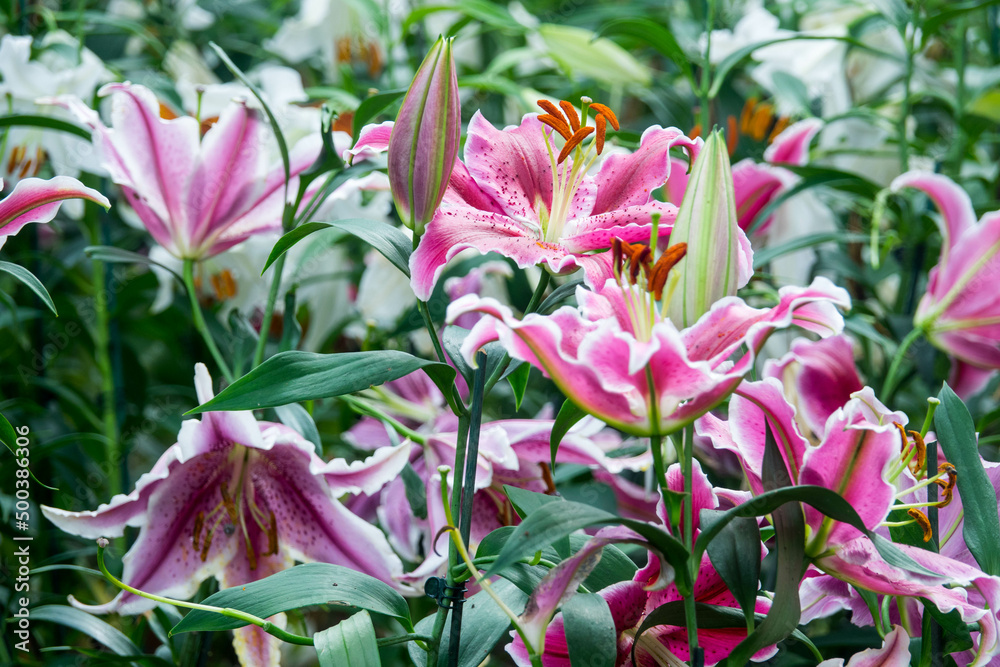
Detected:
left=693, top=484, right=939, bottom=577
left=702, top=509, right=762, bottom=628
left=550, top=398, right=586, bottom=469
left=598, top=18, right=695, bottom=85
left=484, top=500, right=690, bottom=588
left=185, top=350, right=456, bottom=414
left=171, top=563, right=411, bottom=634
left=0, top=260, right=56, bottom=315
left=264, top=217, right=410, bottom=276
left=316, top=611, right=381, bottom=667
left=0, top=114, right=92, bottom=140
left=84, top=245, right=183, bottom=283
left=352, top=89, right=406, bottom=138
left=32, top=605, right=141, bottom=656
left=564, top=593, right=616, bottom=667
left=722, top=423, right=806, bottom=665
left=209, top=42, right=290, bottom=190
left=935, top=383, right=1000, bottom=576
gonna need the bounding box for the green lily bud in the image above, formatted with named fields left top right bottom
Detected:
left=387, top=36, right=460, bottom=238
left=667, top=130, right=742, bottom=327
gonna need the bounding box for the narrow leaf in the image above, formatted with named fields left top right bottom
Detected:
left=353, top=89, right=406, bottom=138
left=598, top=18, right=695, bottom=85
left=551, top=398, right=586, bottom=469
left=84, top=245, right=183, bottom=282
left=32, top=605, right=141, bottom=656
left=0, top=261, right=57, bottom=315
left=0, top=114, right=92, bottom=140
left=507, top=362, right=530, bottom=411
left=702, top=509, right=762, bottom=628
left=935, top=383, right=1000, bottom=576
left=402, top=462, right=428, bottom=520
left=316, top=611, right=381, bottom=667
left=185, top=350, right=456, bottom=414
left=171, top=563, right=412, bottom=634
left=209, top=41, right=290, bottom=188
left=722, top=423, right=806, bottom=665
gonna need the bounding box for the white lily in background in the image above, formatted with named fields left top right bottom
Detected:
left=0, top=32, right=112, bottom=191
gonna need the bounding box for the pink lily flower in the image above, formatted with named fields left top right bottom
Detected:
left=698, top=337, right=1000, bottom=666
left=42, top=364, right=409, bottom=667
left=891, top=172, right=1000, bottom=397
left=0, top=175, right=109, bottom=250
left=665, top=118, right=823, bottom=237
left=507, top=460, right=774, bottom=666
left=802, top=448, right=1000, bottom=665
left=447, top=259, right=850, bottom=436
left=48, top=82, right=322, bottom=259
left=349, top=101, right=702, bottom=300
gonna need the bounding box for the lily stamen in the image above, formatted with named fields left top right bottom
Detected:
left=907, top=509, right=934, bottom=542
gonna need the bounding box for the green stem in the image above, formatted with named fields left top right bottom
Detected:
left=341, top=395, right=427, bottom=444
left=95, top=544, right=312, bottom=646
left=252, top=252, right=287, bottom=369
left=882, top=327, right=923, bottom=399
left=450, top=354, right=487, bottom=667
left=377, top=633, right=434, bottom=648
left=681, top=424, right=701, bottom=667
left=85, top=198, right=119, bottom=496
left=418, top=299, right=448, bottom=364
left=897, top=11, right=918, bottom=173
left=182, top=259, right=234, bottom=383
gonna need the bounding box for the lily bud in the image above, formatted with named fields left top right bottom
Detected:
left=667, top=130, right=747, bottom=327
left=387, top=36, right=460, bottom=238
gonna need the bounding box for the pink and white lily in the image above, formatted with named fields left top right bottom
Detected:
left=892, top=171, right=1000, bottom=397
left=0, top=176, right=110, bottom=250
left=42, top=364, right=408, bottom=667
left=447, top=268, right=849, bottom=436
left=698, top=336, right=1000, bottom=665
left=47, top=82, right=323, bottom=259
left=507, top=460, right=774, bottom=667
left=350, top=105, right=702, bottom=299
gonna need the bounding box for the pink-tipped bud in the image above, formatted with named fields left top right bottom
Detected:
left=387, top=37, right=461, bottom=237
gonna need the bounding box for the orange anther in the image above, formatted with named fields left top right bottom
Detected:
left=908, top=430, right=927, bottom=475
left=768, top=116, right=791, bottom=143
left=689, top=123, right=702, bottom=140
left=537, top=99, right=564, bottom=119
left=559, top=100, right=581, bottom=132
left=595, top=114, right=607, bottom=154
left=907, top=508, right=933, bottom=542
left=739, top=98, right=757, bottom=135
left=750, top=102, right=774, bottom=141
left=726, top=115, right=739, bottom=156
left=934, top=462, right=957, bottom=507
left=649, top=243, right=687, bottom=300
left=589, top=103, right=619, bottom=131
left=557, top=126, right=594, bottom=164
left=538, top=113, right=573, bottom=140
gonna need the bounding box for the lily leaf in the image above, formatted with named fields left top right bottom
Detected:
left=185, top=350, right=457, bottom=415
left=171, top=563, right=412, bottom=634
left=935, top=383, right=1000, bottom=576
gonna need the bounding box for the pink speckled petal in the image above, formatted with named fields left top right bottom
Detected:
left=463, top=111, right=555, bottom=222
left=591, top=126, right=701, bottom=214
